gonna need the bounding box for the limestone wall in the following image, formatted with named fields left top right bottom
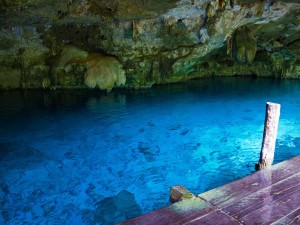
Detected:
left=0, top=0, right=299, bottom=90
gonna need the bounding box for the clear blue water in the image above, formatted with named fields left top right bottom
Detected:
left=1, top=77, right=300, bottom=225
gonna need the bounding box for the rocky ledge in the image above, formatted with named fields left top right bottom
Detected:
left=0, top=0, right=299, bottom=91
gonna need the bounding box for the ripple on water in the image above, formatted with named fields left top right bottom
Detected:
left=2, top=78, right=300, bottom=224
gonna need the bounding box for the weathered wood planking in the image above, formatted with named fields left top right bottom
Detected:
left=117, top=155, right=300, bottom=225
left=222, top=173, right=300, bottom=219
left=272, top=208, right=300, bottom=225
left=199, top=155, right=300, bottom=208
left=117, top=198, right=216, bottom=225
left=182, top=210, right=241, bottom=225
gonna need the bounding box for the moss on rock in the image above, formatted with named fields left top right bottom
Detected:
left=57, top=45, right=89, bottom=66
left=270, top=52, right=297, bottom=78
left=0, top=68, right=20, bottom=89
left=50, top=45, right=88, bottom=87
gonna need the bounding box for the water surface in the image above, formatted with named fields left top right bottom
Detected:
left=1, top=77, right=300, bottom=224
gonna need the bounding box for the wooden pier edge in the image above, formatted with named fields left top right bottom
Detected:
left=117, top=155, right=300, bottom=225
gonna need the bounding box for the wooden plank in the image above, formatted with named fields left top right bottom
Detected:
left=182, top=210, right=241, bottom=225
left=271, top=208, right=300, bottom=225
left=199, top=155, right=300, bottom=208
left=222, top=172, right=300, bottom=218
left=239, top=189, right=300, bottom=224
left=116, top=198, right=216, bottom=225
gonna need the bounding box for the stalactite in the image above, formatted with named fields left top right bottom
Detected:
left=12, top=25, right=28, bottom=89
left=219, top=0, right=226, bottom=10
left=226, top=36, right=233, bottom=58
left=206, top=3, right=213, bottom=18
left=229, top=0, right=235, bottom=8
left=18, top=48, right=27, bottom=89
left=132, top=20, right=142, bottom=42
left=232, top=26, right=257, bottom=63
left=253, top=0, right=265, bottom=17
left=164, top=16, right=176, bottom=34
left=42, top=76, right=51, bottom=89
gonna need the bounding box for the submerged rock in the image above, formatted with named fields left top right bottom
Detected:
left=0, top=182, right=9, bottom=207
left=94, top=190, right=142, bottom=224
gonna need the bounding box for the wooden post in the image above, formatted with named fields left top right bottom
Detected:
left=255, top=102, right=281, bottom=171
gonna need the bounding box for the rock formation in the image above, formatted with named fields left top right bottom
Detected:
left=0, top=0, right=299, bottom=90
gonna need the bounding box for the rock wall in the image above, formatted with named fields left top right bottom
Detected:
left=0, top=0, right=299, bottom=90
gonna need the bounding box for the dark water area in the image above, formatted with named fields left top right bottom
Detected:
left=1, top=77, right=300, bottom=224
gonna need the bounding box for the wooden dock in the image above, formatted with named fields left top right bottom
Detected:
left=117, top=155, right=300, bottom=225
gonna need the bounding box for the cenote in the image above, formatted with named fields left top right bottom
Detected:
left=1, top=77, right=300, bottom=225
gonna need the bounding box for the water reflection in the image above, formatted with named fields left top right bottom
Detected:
left=86, top=94, right=127, bottom=122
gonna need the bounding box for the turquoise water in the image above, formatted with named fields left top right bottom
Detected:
left=1, top=77, right=300, bottom=224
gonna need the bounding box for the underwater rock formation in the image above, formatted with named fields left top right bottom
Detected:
left=0, top=0, right=299, bottom=89
left=94, top=190, right=142, bottom=224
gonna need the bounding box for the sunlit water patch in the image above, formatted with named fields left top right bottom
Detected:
left=1, top=77, right=300, bottom=224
